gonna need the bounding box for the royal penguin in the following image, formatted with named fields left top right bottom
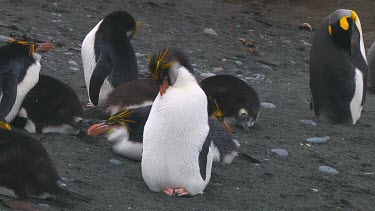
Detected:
left=200, top=74, right=260, bottom=132
left=0, top=128, right=91, bottom=203
left=0, top=40, right=53, bottom=126
left=81, top=11, right=141, bottom=107
left=309, top=9, right=368, bottom=124
left=11, top=75, right=84, bottom=135
left=141, top=49, right=212, bottom=197
left=88, top=105, right=239, bottom=164
left=367, top=42, right=375, bottom=91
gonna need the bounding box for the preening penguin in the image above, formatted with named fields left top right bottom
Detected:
left=0, top=40, right=53, bottom=126
left=81, top=11, right=141, bottom=107
left=367, top=42, right=375, bottom=91
left=0, top=128, right=91, bottom=203
left=142, top=49, right=212, bottom=196
left=12, top=75, right=84, bottom=135
left=200, top=74, right=260, bottom=132
left=309, top=9, right=368, bottom=124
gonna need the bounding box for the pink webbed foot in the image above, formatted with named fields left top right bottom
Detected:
left=163, top=188, right=175, bottom=196
left=163, top=188, right=190, bottom=197
left=86, top=102, right=95, bottom=108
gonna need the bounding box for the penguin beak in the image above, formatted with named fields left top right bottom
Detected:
left=240, top=120, right=250, bottom=133
left=222, top=120, right=232, bottom=134
left=159, top=77, right=169, bottom=96
left=87, top=123, right=112, bottom=136
left=0, top=121, right=11, bottom=130
left=35, top=42, right=54, bottom=52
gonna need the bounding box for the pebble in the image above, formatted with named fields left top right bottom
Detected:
left=212, top=67, right=224, bottom=73
left=235, top=61, right=243, bottom=66
left=319, top=166, right=339, bottom=174
left=36, top=204, right=51, bottom=209
left=204, top=28, right=218, bottom=36
left=70, top=67, right=79, bottom=71
left=191, top=64, right=198, bottom=67
left=300, top=119, right=317, bottom=126
left=261, top=102, right=276, bottom=109
left=68, top=60, right=78, bottom=66
left=51, top=20, right=61, bottom=23
left=271, top=149, right=288, bottom=157
left=306, top=136, right=330, bottom=144
left=135, top=53, right=142, bottom=57
left=110, top=159, right=123, bottom=166
left=68, top=28, right=74, bottom=32
left=64, top=52, right=73, bottom=55
left=253, top=74, right=266, bottom=81
left=311, top=189, right=318, bottom=192
left=200, top=72, right=216, bottom=78
left=86, top=15, right=92, bottom=18
left=261, top=64, right=273, bottom=70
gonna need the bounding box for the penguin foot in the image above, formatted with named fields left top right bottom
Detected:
left=86, top=102, right=95, bottom=108
left=163, top=188, right=189, bottom=197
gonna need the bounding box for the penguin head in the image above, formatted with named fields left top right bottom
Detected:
left=328, top=9, right=361, bottom=51
left=107, top=11, right=141, bottom=39
left=237, top=108, right=259, bottom=133
left=148, top=48, right=188, bottom=96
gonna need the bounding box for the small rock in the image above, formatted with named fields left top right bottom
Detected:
left=300, top=119, right=317, bottom=126
left=86, top=15, right=92, bottom=18
left=222, top=58, right=227, bottom=62
left=110, top=159, right=123, bottom=166
left=235, top=61, right=243, bottom=66
left=70, top=67, right=79, bottom=71
left=68, top=28, right=74, bottom=32
left=51, top=20, right=61, bottom=23
left=139, top=69, right=148, bottom=74
left=64, top=52, right=73, bottom=55
left=261, top=64, right=273, bottom=70
left=68, top=60, right=78, bottom=66
left=271, top=149, right=288, bottom=157
left=261, top=102, right=276, bottom=109
left=306, top=136, right=330, bottom=144
left=253, top=74, right=265, bottom=81
left=200, top=72, right=216, bottom=78
left=212, top=67, right=224, bottom=73
left=191, top=64, right=198, bottom=67
left=135, top=53, right=142, bottom=57
left=311, top=189, right=318, bottom=192
left=204, top=28, right=218, bottom=36
left=37, top=204, right=51, bottom=209
left=319, top=166, right=339, bottom=174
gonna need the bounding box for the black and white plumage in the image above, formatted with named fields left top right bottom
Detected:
left=87, top=105, right=239, bottom=164
left=142, top=49, right=212, bottom=196
left=200, top=74, right=260, bottom=132
left=11, top=75, right=84, bottom=135
left=367, top=42, right=375, bottom=91
left=0, top=128, right=90, bottom=202
left=81, top=11, right=140, bottom=107
left=310, top=9, right=368, bottom=124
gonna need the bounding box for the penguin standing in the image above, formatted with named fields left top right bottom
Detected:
left=200, top=75, right=260, bottom=132
left=81, top=11, right=141, bottom=107
left=310, top=9, right=368, bottom=124
left=141, top=49, right=212, bottom=196
left=0, top=40, right=53, bottom=127
left=367, top=42, right=375, bottom=91
left=0, top=128, right=91, bottom=203
left=12, top=75, right=84, bottom=135
left=87, top=105, right=239, bottom=164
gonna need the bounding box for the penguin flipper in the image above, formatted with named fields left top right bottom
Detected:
left=89, top=54, right=112, bottom=106
left=0, top=73, right=17, bottom=120
left=198, top=130, right=212, bottom=181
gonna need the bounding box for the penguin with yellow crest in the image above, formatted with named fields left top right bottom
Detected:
left=309, top=9, right=368, bottom=124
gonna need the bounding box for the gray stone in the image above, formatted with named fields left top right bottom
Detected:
left=300, top=119, right=317, bottom=126
left=319, top=166, right=339, bottom=174
left=51, top=20, right=61, bottom=23
left=213, top=67, right=224, bottom=73
left=70, top=67, right=79, bottom=71
left=37, top=204, right=51, bottom=209
left=306, top=136, right=330, bottom=144
left=110, top=159, right=123, bottom=166
left=235, top=61, right=243, bottom=66
left=271, top=149, right=288, bottom=157
left=135, top=53, right=142, bottom=57
left=261, top=64, right=273, bottom=70
left=200, top=72, right=216, bottom=78
left=204, top=28, right=218, bottom=36
left=261, top=102, right=276, bottom=109
left=68, top=60, right=78, bottom=66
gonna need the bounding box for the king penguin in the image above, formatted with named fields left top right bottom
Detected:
left=309, top=9, right=368, bottom=124
left=81, top=11, right=141, bottom=107
left=367, top=42, right=375, bottom=91
left=12, top=75, right=84, bottom=135
left=0, top=40, right=53, bottom=128
left=142, top=49, right=212, bottom=197
left=0, top=128, right=91, bottom=203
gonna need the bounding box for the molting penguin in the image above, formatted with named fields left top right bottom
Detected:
left=88, top=105, right=239, bottom=164
left=0, top=40, right=53, bottom=127
left=0, top=128, right=91, bottom=203
left=367, top=42, right=375, bottom=91
left=142, top=49, right=212, bottom=197
left=200, top=74, right=260, bottom=132
left=309, top=9, right=368, bottom=124
left=11, top=75, right=84, bottom=135
left=81, top=11, right=141, bottom=107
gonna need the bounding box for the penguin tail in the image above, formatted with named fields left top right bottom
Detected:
left=238, top=152, right=262, bottom=164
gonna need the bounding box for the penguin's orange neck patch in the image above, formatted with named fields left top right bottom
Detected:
left=0, top=122, right=11, bottom=130
left=159, top=77, right=169, bottom=96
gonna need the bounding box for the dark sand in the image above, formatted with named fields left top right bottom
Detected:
left=0, top=0, right=374, bottom=210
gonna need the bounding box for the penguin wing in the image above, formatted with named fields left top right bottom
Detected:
left=89, top=53, right=112, bottom=106
left=198, top=130, right=212, bottom=181
left=0, top=73, right=17, bottom=120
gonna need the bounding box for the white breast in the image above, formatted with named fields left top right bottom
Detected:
left=350, top=68, right=363, bottom=124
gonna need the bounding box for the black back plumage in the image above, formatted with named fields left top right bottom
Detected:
left=89, top=11, right=139, bottom=106
left=0, top=42, right=36, bottom=121
left=12, top=75, right=84, bottom=132
left=367, top=42, right=375, bottom=91
left=200, top=75, right=260, bottom=120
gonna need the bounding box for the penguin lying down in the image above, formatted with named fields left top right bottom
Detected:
left=0, top=128, right=91, bottom=205
left=87, top=105, right=240, bottom=164
left=11, top=75, right=86, bottom=135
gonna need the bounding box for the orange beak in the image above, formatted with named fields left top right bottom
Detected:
left=159, top=77, right=169, bottom=96
left=35, top=42, right=54, bottom=52
left=222, top=121, right=233, bottom=134
left=87, top=123, right=112, bottom=136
